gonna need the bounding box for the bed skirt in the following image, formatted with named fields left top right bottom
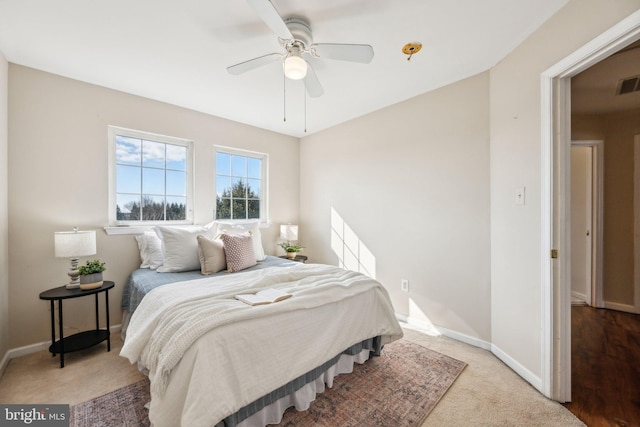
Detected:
left=216, top=336, right=382, bottom=427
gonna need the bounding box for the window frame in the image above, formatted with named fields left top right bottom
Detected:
left=108, top=126, right=194, bottom=226
left=214, top=145, right=269, bottom=224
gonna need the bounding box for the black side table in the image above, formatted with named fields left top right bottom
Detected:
left=279, top=255, right=308, bottom=263
left=39, top=281, right=114, bottom=368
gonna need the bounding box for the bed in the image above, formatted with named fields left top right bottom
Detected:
left=120, top=224, right=403, bottom=427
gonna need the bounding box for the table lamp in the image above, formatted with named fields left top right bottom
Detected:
left=280, top=224, right=299, bottom=245
left=55, top=228, right=97, bottom=289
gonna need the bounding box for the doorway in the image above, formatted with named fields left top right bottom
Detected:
left=570, top=141, right=604, bottom=308
left=541, top=10, right=640, bottom=402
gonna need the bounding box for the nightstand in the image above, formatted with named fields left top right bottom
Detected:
left=279, top=255, right=308, bottom=263
left=39, top=281, right=114, bottom=368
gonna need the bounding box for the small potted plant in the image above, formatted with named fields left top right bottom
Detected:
left=78, top=259, right=106, bottom=290
left=278, top=242, right=304, bottom=260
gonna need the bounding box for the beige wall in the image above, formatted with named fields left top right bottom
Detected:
left=300, top=72, right=492, bottom=342
left=8, top=65, right=299, bottom=349
left=573, top=108, right=640, bottom=306
left=0, top=50, right=8, bottom=365
left=490, top=0, right=640, bottom=381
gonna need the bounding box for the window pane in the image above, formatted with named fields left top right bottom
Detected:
left=166, top=196, right=186, bottom=220
left=166, top=170, right=186, bottom=196
left=232, top=199, right=246, bottom=219
left=141, top=195, right=165, bottom=221
left=116, top=165, right=141, bottom=194
left=116, top=136, right=141, bottom=166
left=247, top=179, right=261, bottom=199
left=214, top=150, right=265, bottom=221
left=231, top=178, right=246, bottom=198
left=216, top=175, right=231, bottom=198
left=116, top=194, right=141, bottom=220
left=143, top=168, right=165, bottom=195
left=142, top=140, right=165, bottom=168
left=216, top=198, right=231, bottom=219
left=248, top=200, right=260, bottom=219
left=166, top=144, right=186, bottom=171
left=216, top=153, right=231, bottom=175
left=247, top=157, right=261, bottom=179
left=231, top=155, right=247, bottom=177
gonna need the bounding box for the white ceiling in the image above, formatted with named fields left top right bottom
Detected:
left=0, top=0, right=569, bottom=137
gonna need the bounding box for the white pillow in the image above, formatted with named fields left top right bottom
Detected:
left=155, top=225, right=215, bottom=273
left=197, top=234, right=227, bottom=275
left=134, top=231, right=163, bottom=270
left=215, top=220, right=266, bottom=261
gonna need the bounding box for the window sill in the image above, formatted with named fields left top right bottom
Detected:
left=104, top=221, right=272, bottom=235
left=104, top=226, right=154, bottom=236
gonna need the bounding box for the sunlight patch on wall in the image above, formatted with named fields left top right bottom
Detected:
left=331, top=207, right=376, bottom=278
left=408, top=298, right=441, bottom=336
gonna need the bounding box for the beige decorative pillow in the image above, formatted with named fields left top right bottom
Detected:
left=221, top=233, right=257, bottom=273
left=197, top=235, right=226, bottom=275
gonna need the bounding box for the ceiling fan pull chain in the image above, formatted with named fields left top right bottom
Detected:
left=304, top=90, right=307, bottom=133
left=283, top=71, right=287, bottom=122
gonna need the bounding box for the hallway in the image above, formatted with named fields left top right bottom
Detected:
left=563, top=306, right=640, bottom=426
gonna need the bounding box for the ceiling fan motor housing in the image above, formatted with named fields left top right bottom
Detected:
left=284, top=17, right=313, bottom=48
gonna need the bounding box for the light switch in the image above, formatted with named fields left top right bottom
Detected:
left=515, top=187, right=525, bottom=205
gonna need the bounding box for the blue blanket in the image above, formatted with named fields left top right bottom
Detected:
left=121, top=256, right=296, bottom=315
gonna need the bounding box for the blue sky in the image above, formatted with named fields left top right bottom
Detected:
left=116, top=136, right=187, bottom=213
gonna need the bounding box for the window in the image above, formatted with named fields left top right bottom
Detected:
left=214, top=146, right=268, bottom=222
left=109, top=126, right=193, bottom=225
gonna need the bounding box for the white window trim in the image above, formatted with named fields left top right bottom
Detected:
left=214, top=145, right=269, bottom=224
left=108, top=126, right=195, bottom=227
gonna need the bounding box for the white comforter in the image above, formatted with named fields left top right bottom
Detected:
left=121, top=263, right=403, bottom=427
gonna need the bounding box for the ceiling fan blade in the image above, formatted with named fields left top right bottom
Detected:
left=227, top=53, right=283, bottom=75
left=246, top=0, right=292, bottom=40
left=304, top=63, right=324, bottom=98
left=311, top=43, right=374, bottom=64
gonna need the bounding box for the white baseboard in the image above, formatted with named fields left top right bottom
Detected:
left=398, top=313, right=542, bottom=393
left=436, top=324, right=492, bottom=351
left=0, top=324, right=122, bottom=377
left=396, top=313, right=492, bottom=350
left=604, top=301, right=640, bottom=314
left=571, top=290, right=588, bottom=301
left=491, top=343, right=543, bottom=393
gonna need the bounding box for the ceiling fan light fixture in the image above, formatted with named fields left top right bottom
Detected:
left=284, top=54, right=307, bottom=80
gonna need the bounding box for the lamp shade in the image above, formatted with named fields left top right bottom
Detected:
left=55, top=230, right=96, bottom=258
left=284, top=55, right=307, bottom=80
left=280, top=224, right=299, bottom=241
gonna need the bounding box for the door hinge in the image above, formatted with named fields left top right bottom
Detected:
left=550, top=249, right=558, bottom=259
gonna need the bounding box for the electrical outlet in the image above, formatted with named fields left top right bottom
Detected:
left=401, top=279, right=409, bottom=292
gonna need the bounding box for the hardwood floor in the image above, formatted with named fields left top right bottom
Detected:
left=563, top=306, right=640, bottom=426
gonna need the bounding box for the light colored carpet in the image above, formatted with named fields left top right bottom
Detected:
left=70, top=339, right=466, bottom=427
left=0, top=326, right=585, bottom=426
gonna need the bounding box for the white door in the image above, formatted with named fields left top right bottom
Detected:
left=570, top=145, right=593, bottom=305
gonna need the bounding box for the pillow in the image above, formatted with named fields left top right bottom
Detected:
left=155, top=225, right=215, bottom=273
left=215, top=220, right=266, bottom=261
left=197, top=235, right=226, bottom=275
left=221, top=233, right=257, bottom=272
left=134, top=231, right=163, bottom=270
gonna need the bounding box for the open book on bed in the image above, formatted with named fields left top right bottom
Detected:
left=235, top=288, right=292, bottom=306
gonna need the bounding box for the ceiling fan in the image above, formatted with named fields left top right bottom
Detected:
left=227, top=0, right=375, bottom=98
